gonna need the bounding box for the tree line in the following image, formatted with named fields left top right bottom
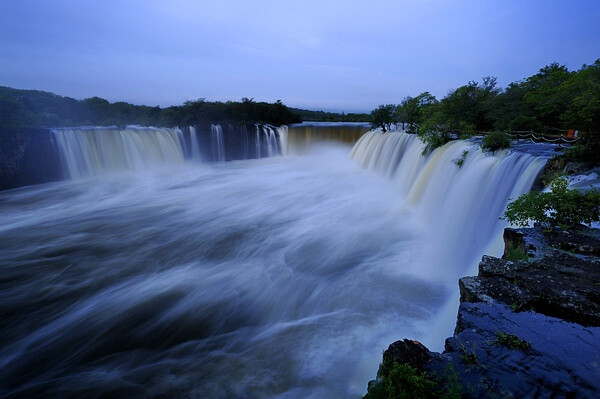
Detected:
left=290, top=108, right=369, bottom=122
left=370, top=60, right=600, bottom=160
left=0, top=87, right=303, bottom=129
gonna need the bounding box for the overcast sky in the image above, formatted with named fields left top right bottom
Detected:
left=1, top=0, right=599, bottom=112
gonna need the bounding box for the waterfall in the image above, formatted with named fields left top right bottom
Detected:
left=255, top=125, right=262, bottom=159
left=351, top=130, right=546, bottom=276
left=189, top=126, right=202, bottom=161
left=278, top=125, right=289, bottom=156
left=263, top=125, right=281, bottom=157
left=241, top=125, right=250, bottom=159
left=49, top=124, right=288, bottom=181
left=52, top=126, right=186, bottom=179
left=210, top=125, right=226, bottom=162
left=2, top=126, right=556, bottom=397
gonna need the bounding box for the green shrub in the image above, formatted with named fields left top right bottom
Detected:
left=563, top=137, right=600, bottom=164
left=365, top=362, right=437, bottom=399
left=459, top=344, right=481, bottom=370
left=481, top=131, right=511, bottom=152
left=384, top=363, right=437, bottom=399
left=503, top=177, right=600, bottom=229
left=440, top=365, right=462, bottom=399
left=419, top=132, right=451, bottom=155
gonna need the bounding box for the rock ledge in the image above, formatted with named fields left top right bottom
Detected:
left=365, top=225, right=600, bottom=398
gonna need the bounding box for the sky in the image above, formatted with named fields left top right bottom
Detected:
left=1, top=0, right=599, bottom=112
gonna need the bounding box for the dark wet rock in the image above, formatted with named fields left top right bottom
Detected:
left=0, top=128, right=63, bottom=190
left=504, top=225, right=600, bottom=259
left=460, top=253, right=600, bottom=327
left=366, top=225, right=600, bottom=398
left=445, top=301, right=600, bottom=398
left=379, top=339, right=432, bottom=374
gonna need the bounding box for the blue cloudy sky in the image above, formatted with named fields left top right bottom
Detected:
left=1, top=0, right=599, bottom=112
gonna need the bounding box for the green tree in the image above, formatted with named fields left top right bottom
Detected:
left=371, top=104, right=397, bottom=132
left=395, top=92, right=437, bottom=133
left=481, top=131, right=511, bottom=153
left=564, top=60, right=600, bottom=135
left=521, top=63, right=573, bottom=131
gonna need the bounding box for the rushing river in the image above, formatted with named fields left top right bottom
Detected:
left=0, top=130, right=545, bottom=398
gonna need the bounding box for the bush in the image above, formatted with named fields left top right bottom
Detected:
left=503, top=177, right=600, bottom=229
left=419, top=132, right=451, bottom=155
left=481, top=131, right=511, bottom=152
left=365, top=362, right=436, bottom=399
left=563, top=135, right=600, bottom=164
left=453, top=150, right=469, bottom=168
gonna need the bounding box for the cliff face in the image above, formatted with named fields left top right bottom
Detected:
left=0, top=128, right=62, bottom=191
left=365, top=226, right=600, bottom=398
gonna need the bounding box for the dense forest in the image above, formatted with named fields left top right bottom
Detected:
left=371, top=60, right=599, bottom=135
left=0, top=88, right=304, bottom=128
left=370, top=60, right=600, bottom=161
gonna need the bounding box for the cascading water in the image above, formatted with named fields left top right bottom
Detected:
left=52, top=126, right=186, bottom=179
left=255, top=125, right=262, bottom=158
left=210, top=125, right=226, bottom=162
left=50, top=124, right=288, bottom=179
left=240, top=124, right=250, bottom=159
left=351, top=130, right=546, bottom=277
left=189, top=126, right=202, bottom=161
left=252, top=124, right=284, bottom=159
left=0, top=126, right=547, bottom=398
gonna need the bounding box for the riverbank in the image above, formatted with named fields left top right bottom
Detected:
left=364, top=225, right=600, bottom=398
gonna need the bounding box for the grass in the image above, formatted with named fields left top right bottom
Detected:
left=459, top=344, right=481, bottom=370
left=504, top=245, right=529, bottom=261
left=492, top=332, right=531, bottom=351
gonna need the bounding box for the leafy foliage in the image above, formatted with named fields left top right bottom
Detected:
left=420, top=132, right=451, bottom=155
left=481, top=131, right=511, bottom=152
left=453, top=150, right=469, bottom=168
left=365, top=360, right=462, bottom=399
left=365, top=362, right=437, bottom=399
left=370, top=60, right=600, bottom=162
left=503, top=177, right=600, bottom=229
left=371, top=104, right=397, bottom=132
left=395, top=92, right=437, bottom=132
